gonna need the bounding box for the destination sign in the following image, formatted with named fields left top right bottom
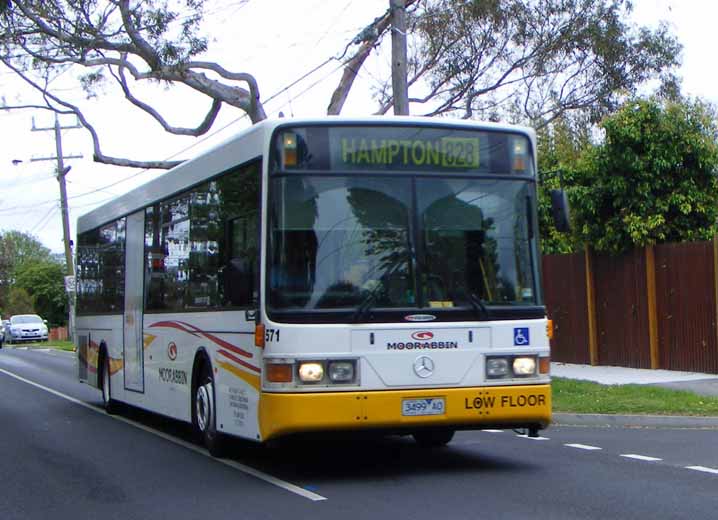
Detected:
left=272, top=124, right=532, bottom=176
left=339, top=136, right=480, bottom=169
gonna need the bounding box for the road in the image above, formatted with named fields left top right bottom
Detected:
left=1, top=347, right=718, bottom=520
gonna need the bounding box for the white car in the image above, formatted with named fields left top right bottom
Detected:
left=7, top=314, right=49, bottom=344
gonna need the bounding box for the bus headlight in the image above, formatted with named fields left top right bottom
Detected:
left=486, top=357, right=510, bottom=379
left=513, top=357, right=537, bottom=376
left=298, top=362, right=324, bottom=383
left=328, top=361, right=355, bottom=383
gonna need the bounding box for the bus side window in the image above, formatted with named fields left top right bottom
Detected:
left=222, top=216, right=257, bottom=307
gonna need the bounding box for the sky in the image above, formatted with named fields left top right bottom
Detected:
left=0, top=0, right=714, bottom=256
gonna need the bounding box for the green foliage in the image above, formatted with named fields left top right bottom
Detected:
left=572, top=98, right=718, bottom=254
left=536, top=117, right=592, bottom=254
left=14, top=260, right=68, bottom=327
left=0, top=230, right=53, bottom=312
left=411, top=0, right=681, bottom=125
left=5, top=287, right=34, bottom=316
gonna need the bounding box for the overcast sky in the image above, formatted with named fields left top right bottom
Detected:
left=0, top=0, right=711, bottom=255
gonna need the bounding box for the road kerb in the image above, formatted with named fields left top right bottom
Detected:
left=553, top=412, right=718, bottom=429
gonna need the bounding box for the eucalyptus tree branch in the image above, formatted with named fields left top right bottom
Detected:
left=2, top=57, right=182, bottom=170
left=111, top=63, right=222, bottom=136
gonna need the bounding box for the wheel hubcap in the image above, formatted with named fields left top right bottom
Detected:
left=102, top=363, right=110, bottom=403
left=196, top=383, right=213, bottom=432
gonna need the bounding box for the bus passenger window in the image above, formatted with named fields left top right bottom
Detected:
left=222, top=216, right=257, bottom=307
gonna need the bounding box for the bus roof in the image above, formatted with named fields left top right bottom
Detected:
left=76, top=116, right=536, bottom=234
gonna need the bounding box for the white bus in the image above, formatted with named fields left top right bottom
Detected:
left=76, top=116, right=552, bottom=455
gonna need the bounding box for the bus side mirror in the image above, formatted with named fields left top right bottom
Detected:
left=550, top=189, right=571, bottom=233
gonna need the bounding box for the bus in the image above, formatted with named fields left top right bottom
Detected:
left=76, top=116, right=553, bottom=455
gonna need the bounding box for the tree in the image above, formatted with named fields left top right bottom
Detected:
left=14, top=260, right=68, bottom=326
left=0, top=0, right=263, bottom=170
left=536, top=114, right=592, bottom=254
left=0, top=230, right=53, bottom=311
left=571, top=97, right=718, bottom=254
left=2, top=1, right=680, bottom=171
left=372, top=0, right=681, bottom=127
left=4, top=287, right=34, bottom=316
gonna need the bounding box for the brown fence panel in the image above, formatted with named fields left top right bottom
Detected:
left=593, top=249, right=651, bottom=368
left=655, top=241, right=718, bottom=374
left=50, top=327, right=68, bottom=341
left=542, top=252, right=590, bottom=364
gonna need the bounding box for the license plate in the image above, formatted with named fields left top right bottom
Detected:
left=402, top=397, right=445, bottom=416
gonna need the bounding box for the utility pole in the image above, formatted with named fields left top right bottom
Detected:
left=390, top=0, right=410, bottom=115
left=31, top=113, right=82, bottom=340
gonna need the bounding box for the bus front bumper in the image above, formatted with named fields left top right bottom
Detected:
left=259, top=384, right=551, bottom=441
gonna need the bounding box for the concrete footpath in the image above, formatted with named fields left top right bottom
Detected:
left=551, top=363, right=718, bottom=429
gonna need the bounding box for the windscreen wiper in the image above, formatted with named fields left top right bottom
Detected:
left=352, top=286, right=382, bottom=323
left=352, top=261, right=404, bottom=323
left=469, top=293, right=491, bottom=320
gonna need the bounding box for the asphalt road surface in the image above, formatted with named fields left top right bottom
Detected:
left=1, top=347, right=717, bottom=520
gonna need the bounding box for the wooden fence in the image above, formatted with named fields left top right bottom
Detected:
left=542, top=240, right=718, bottom=374
left=49, top=327, right=68, bottom=342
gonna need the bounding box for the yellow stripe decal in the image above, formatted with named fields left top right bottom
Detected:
left=217, top=360, right=261, bottom=391
left=143, top=333, right=157, bottom=350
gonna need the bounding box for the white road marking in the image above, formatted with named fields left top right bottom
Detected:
left=565, top=443, right=602, bottom=451
left=516, top=434, right=550, bottom=441
left=481, top=430, right=504, bottom=433
left=621, top=454, right=662, bottom=462
left=0, top=367, right=327, bottom=502
left=686, top=466, right=718, bottom=475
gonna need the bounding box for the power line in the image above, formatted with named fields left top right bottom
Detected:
left=29, top=205, right=59, bottom=235
left=2, top=3, right=380, bottom=208
left=57, top=32, right=359, bottom=201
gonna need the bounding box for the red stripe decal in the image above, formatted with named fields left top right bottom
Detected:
left=200, top=332, right=253, bottom=358
left=218, top=349, right=261, bottom=373
left=148, top=320, right=201, bottom=337
left=149, top=320, right=253, bottom=358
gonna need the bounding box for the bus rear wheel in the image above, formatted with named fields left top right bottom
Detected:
left=100, top=352, right=120, bottom=415
left=193, top=363, right=227, bottom=457
left=412, top=429, right=455, bottom=447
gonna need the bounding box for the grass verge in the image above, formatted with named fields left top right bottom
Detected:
left=552, top=377, right=718, bottom=416
left=3, top=340, right=75, bottom=352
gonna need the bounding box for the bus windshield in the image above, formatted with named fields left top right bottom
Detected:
left=268, top=174, right=537, bottom=317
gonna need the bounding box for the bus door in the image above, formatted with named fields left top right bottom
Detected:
left=123, top=211, right=145, bottom=392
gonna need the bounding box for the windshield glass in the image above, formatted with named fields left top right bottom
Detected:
left=11, top=315, right=43, bottom=324
left=269, top=176, right=413, bottom=310
left=268, top=175, right=536, bottom=313
left=418, top=178, right=534, bottom=306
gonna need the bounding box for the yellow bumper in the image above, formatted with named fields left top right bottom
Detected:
left=259, top=384, right=551, bottom=441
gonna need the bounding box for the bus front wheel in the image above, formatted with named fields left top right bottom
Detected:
left=193, top=363, right=227, bottom=457
left=412, top=429, right=455, bottom=447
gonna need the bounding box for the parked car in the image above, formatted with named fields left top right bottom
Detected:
left=7, top=314, right=49, bottom=344
left=0, top=317, right=4, bottom=348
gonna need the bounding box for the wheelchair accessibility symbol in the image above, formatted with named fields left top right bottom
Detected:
left=513, top=327, right=530, bottom=346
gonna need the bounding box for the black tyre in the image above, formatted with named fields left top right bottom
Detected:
left=193, top=362, right=227, bottom=457
left=412, top=429, right=455, bottom=447
left=100, top=351, right=121, bottom=414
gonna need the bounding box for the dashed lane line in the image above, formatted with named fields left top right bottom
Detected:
left=565, top=443, right=602, bottom=451
left=0, top=367, right=327, bottom=502
left=620, top=454, right=662, bottom=462
left=516, top=434, right=550, bottom=441
left=485, top=432, right=718, bottom=477
left=686, top=466, right=718, bottom=475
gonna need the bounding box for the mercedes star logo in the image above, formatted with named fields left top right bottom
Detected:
left=413, top=355, right=435, bottom=378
